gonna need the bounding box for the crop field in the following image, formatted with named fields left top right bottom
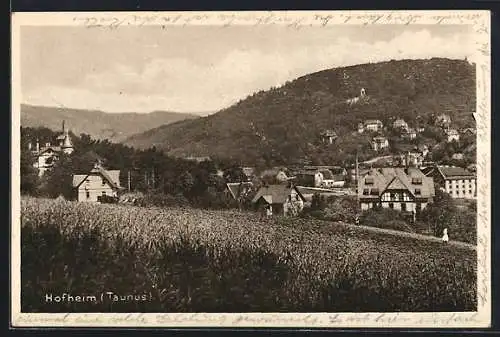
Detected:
left=20, top=197, right=477, bottom=312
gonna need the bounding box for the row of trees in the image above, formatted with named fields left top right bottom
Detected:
left=20, top=127, right=255, bottom=209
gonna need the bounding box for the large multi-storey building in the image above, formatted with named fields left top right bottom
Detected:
left=358, top=167, right=435, bottom=215
left=423, top=165, right=476, bottom=199
left=30, top=121, right=74, bottom=176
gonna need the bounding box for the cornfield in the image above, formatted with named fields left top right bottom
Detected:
left=20, top=197, right=477, bottom=312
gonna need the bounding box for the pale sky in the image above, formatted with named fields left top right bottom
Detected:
left=21, top=24, right=476, bottom=114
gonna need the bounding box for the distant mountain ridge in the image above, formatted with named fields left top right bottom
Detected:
left=20, top=104, right=201, bottom=143
left=125, top=58, right=476, bottom=166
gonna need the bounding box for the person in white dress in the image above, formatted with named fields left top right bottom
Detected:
left=442, top=228, right=449, bottom=243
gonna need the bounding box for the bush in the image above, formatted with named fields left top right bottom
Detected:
left=359, top=208, right=414, bottom=231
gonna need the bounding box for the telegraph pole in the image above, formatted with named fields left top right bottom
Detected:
left=152, top=167, right=155, bottom=189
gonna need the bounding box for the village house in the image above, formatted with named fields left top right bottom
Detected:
left=423, top=165, right=476, bottom=199
left=435, top=114, right=451, bottom=129
left=260, top=168, right=289, bottom=183
left=252, top=184, right=306, bottom=216
left=460, top=128, right=476, bottom=136
left=241, top=167, right=256, bottom=180
left=358, top=119, right=384, bottom=133
left=319, top=169, right=345, bottom=188
left=72, top=162, right=123, bottom=202
left=358, top=167, right=435, bottom=215
left=416, top=144, right=430, bottom=158
left=402, top=128, right=417, bottom=140
left=30, top=120, right=74, bottom=176
left=371, top=136, right=389, bottom=151
left=185, top=156, right=211, bottom=163
left=294, top=170, right=323, bottom=187
left=394, top=151, right=424, bottom=168
left=294, top=168, right=346, bottom=188
left=392, top=118, right=409, bottom=132
left=320, top=129, right=337, bottom=145
left=445, top=129, right=460, bottom=142
left=225, top=181, right=254, bottom=202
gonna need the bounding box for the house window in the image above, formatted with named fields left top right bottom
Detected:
left=363, top=188, right=369, bottom=195
left=102, top=191, right=107, bottom=196
left=401, top=203, right=407, bottom=212
left=370, top=188, right=379, bottom=195
left=469, top=189, right=472, bottom=194
left=86, top=191, right=90, bottom=199
left=412, top=177, right=422, bottom=185
left=415, top=188, right=421, bottom=196
left=102, top=178, right=106, bottom=186
left=389, top=202, right=394, bottom=209
left=85, top=179, right=90, bottom=184
left=365, top=177, right=374, bottom=185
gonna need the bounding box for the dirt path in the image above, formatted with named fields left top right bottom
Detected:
left=361, top=155, right=393, bottom=165
left=337, top=221, right=476, bottom=251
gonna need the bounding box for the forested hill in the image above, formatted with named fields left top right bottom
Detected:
left=21, top=104, right=200, bottom=143
left=125, top=58, right=476, bottom=166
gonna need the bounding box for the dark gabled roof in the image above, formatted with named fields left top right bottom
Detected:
left=320, top=129, right=337, bottom=137
left=365, top=119, right=382, bottom=125
left=359, top=167, right=435, bottom=199
left=39, top=146, right=62, bottom=154
left=252, top=185, right=305, bottom=204
left=437, top=166, right=475, bottom=179
left=226, top=182, right=253, bottom=199
left=72, top=166, right=122, bottom=190
left=319, top=169, right=334, bottom=180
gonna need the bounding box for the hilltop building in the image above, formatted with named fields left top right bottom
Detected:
left=445, top=129, right=460, bottom=142
left=371, top=136, right=389, bottom=151
left=30, top=120, right=74, bottom=176
left=359, top=119, right=384, bottom=133
left=392, top=118, right=409, bottom=132
left=358, top=167, right=435, bottom=215
left=435, top=114, right=451, bottom=129
left=320, top=129, right=337, bottom=145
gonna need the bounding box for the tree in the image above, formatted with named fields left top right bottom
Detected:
left=223, top=165, right=247, bottom=183
left=311, top=193, right=326, bottom=211
left=40, top=154, right=75, bottom=199
left=20, top=144, right=39, bottom=195
left=419, top=189, right=456, bottom=236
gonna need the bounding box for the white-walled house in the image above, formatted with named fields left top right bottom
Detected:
left=72, top=163, right=123, bottom=202
left=358, top=167, right=435, bottom=214
left=423, top=165, right=476, bottom=199
left=31, top=121, right=74, bottom=176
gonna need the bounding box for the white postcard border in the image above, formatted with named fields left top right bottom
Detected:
left=11, top=10, right=492, bottom=328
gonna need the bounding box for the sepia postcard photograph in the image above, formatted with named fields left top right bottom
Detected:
left=11, top=10, right=491, bottom=328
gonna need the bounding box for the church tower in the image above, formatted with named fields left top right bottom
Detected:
left=59, top=120, right=74, bottom=155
